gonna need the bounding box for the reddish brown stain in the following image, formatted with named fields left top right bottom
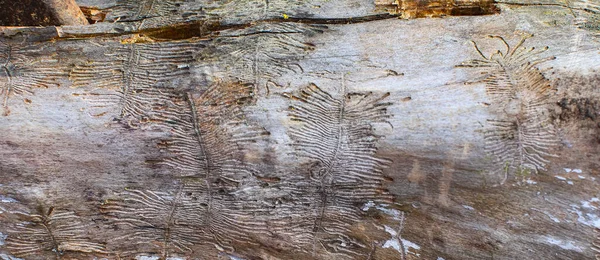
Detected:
left=79, top=6, right=107, bottom=24
left=375, top=0, right=499, bottom=18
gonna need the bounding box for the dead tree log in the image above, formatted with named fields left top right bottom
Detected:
left=0, top=1, right=599, bottom=259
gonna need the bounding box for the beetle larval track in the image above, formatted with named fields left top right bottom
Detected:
left=0, top=40, right=64, bottom=116
left=206, top=22, right=325, bottom=96
left=458, top=35, right=559, bottom=184
left=277, top=81, right=394, bottom=257
left=593, top=227, right=600, bottom=260
left=100, top=81, right=271, bottom=258
left=70, top=41, right=200, bottom=126
left=206, top=0, right=314, bottom=23
left=570, top=0, right=600, bottom=34
left=100, top=184, right=205, bottom=258
left=5, top=207, right=106, bottom=259
left=104, top=0, right=203, bottom=30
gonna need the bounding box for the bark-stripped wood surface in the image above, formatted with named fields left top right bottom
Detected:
left=0, top=0, right=599, bottom=259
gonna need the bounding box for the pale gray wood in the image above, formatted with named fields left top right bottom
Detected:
left=0, top=1, right=599, bottom=260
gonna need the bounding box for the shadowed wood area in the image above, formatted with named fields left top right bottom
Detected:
left=0, top=0, right=87, bottom=26
left=0, top=0, right=599, bottom=259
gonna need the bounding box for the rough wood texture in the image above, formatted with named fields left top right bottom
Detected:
left=0, top=0, right=599, bottom=259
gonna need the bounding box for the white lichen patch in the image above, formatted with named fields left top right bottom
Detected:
left=383, top=225, right=421, bottom=257
left=0, top=195, right=17, bottom=203
left=583, top=198, right=600, bottom=209
left=401, top=239, right=421, bottom=253
left=569, top=198, right=600, bottom=228
left=555, top=176, right=567, bottom=181
left=224, top=254, right=246, bottom=260
left=544, top=212, right=561, bottom=223
left=462, top=205, right=475, bottom=211
left=362, top=201, right=376, bottom=211
left=362, top=201, right=405, bottom=221
left=525, top=179, right=537, bottom=184
left=135, top=256, right=186, bottom=260
left=136, top=256, right=159, bottom=260
left=0, top=254, right=24, bottom=260
left=532, top=208, right=561, bottom=223
left=555, top=168, right=587, bottom=184
left=542, top=236, right=583, bottom=252
left=376, top=204, right=404, bottom=221
left=564, top=168, right=583, bottom=174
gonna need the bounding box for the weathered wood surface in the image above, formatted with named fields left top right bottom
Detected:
left=0, top=0, right=599, bottom=259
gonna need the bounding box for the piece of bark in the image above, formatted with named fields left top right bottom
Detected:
left=41, top=0, right=89, bottom=25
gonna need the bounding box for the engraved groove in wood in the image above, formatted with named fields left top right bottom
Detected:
left=101, top=81, right=270, bottom=257
left=207, top=23, right=324, bottom=95
left=279, top=82, right=393, bottom=257
left=593, top=227, right=600, bottom=260
left=100, top=175, right=269, bottom=257
left=152, top=82, right=271, bottom=249
left=69, top=41, right=200, bottom=125
left=104, top=0, right=202, bottom=30
left=0, top=40, right=64, bottom=116
left=570, top=0, right=600, bottom=34
left=458, top=35, right=559, bottom=183
left=154, top=81, right=268, bottom=179
left=206, top=0, right=314, bottom=23
left=100, top=185, right=205, bottom=258
left=5, top=207, right=106, bottom=259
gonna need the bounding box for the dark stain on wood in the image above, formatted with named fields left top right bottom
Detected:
left=0, top=0, right=60, bottom=26
left=80, top=6, right=108, bottom=24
